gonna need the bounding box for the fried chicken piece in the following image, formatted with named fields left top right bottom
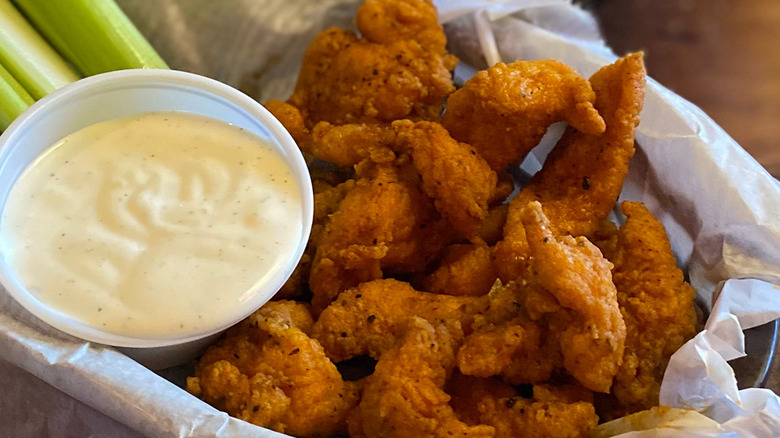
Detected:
left=522, top=201, right=626, bottom=393
left=311, top=179, right=356, bottom=247
left=456, top=281, right=559, bottom=384
left=304, top=122, right=397, bottom=167
left=493, top=52, right=646, bottom=282
left=422, top=243, right=497, bottom=296
left=289, top=0, right=457, bottom=126
left=276, top=179, right=357, bottom=300
left=187, top=301, right=359, bottom=437
left=348, top=317, right=495, bottom=438
left=448, top=373, right=599, bottom=438
left=441, top=59, right=606, bottom=172
left=309, top=163, right=451, bottom=313
left=598, top=202, right=698, bottom=419
left=311, top=278, right=488, bottom=362
left=264, top=99, right=310, bottom=145
left=394, top=120, right=498, bottom=240
left=356, top=0, right=447, bottom=52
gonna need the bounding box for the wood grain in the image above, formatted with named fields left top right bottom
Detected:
left=593, top=0, right=780, bottom=177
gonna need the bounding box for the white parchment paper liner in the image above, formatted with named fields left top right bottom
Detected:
left=1, top=1, right=780, bottom=436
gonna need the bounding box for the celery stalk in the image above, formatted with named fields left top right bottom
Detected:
left=0, top=0, right=80, bottom=100
left=12, top=0, right=169, bottom=76
left=0, top=62, right=34, bottom=131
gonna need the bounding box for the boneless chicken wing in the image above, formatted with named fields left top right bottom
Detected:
left=312, top=278, right=488, bottom=362
left=522, top=201, right=626, bottom=393
left=494, top=53, right=646, bottom=282
left=448, top=373, right=599, bottom=438
left=598, top=202, right=698, bottom=419
left=441, top=59, right=605, bottom=172
left=186, top=301, right=359, bottom=437
left=308, top=163, right=452, bottom=313
left=288, top=0, right=457, bottom=126
left=347, top=317, right=495, bottom=438
left=394, top=120, right=498, bottom=241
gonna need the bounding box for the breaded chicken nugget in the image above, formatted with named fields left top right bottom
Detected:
left=186, top=301, right=359, bottom=437
left=441, top=59, right=605, bottom=172
left=448, top=373, right=599, bottom=438
left=394, top=120, right=498, bottom=240
left=494, top=53, right=646, bottom=282
left=289, top=0, right=457, bottom=127
left=422, top=243, right=497, bottom=296
left=308, top=163, right=450, bottom=313
left=356, top=0, right=447, bottom=52
left=311, top=278, right=488, bottom=362
left=599, top=202, right=698, bottom=419
left=523, top=201, right=626, bottom=393
left=348, top=317, right=495, bottom=438
left=263, top=99, right=310, bottom=145
left=456, top=281, right=559, bottom=384
left=305, top=122, right=397, bottom=167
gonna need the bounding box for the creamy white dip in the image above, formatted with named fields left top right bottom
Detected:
left=1, top=112, right=303, bottom=338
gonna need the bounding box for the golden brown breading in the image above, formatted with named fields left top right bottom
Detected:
left=305, top=122, right=397, bottom=167
left=277, top=179, right=357, bottom=300
left=186, top=301, right=358, bottom=437
left=448, top=373, right=599, bottom=438
left=308, top=163, right=451, bottom=313
left=456, top=281, right=559, bottom=385
left=288, top=0, right=457, bottom=127
left=356, top=0, right=447, bottom=53
left=347, top=317, right=495, bottom=438
left=493, top=52, right=646, bottom=282
left=599, top=202, right=698, bottom=419
left=394, top=120, right=498, bottom=240
left=522, top=201, right=626, bottom=393
left=311, top=278, right=488, bottom=362
left=422, top=243, right=497, bottom=296
left=263, top=99, right=310, bottom=145
left=441, top=59, right=606, bottom=172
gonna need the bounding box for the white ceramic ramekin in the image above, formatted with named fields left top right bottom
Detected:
left=0, top=69, right=313, bottom=369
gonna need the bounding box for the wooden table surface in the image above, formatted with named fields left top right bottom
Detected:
left=592, top=0, right=780, bottom=177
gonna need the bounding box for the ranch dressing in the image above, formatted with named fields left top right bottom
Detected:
left=0, top=112, right=303, bottom=338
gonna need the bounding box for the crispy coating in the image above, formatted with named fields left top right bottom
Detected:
left=422, top=243, right=497, bottom=296
left=356, top=0, right=447, bottom=52
left=522, top=201, right=626, bottom=393
left=494, top=53, right=646, bottom=282
left=441, top=59, right=605, bottom=172
left=186, top=301, right=358, bottom=437
left=448, top=373, right=599, bottom=438
left=457, top=281, right=559, bottom=384
left=289, top=0, right=457, bottom=126
left=309, top=164, right=451, bottom=313
left=305, top=122, right=397, bottom=167
left=394, top=120, right=498, bottom=240
left=264, top=99, right=310, bottom=145
left=348, top=317, right=495, bottom=438
left=599, top=202, right=697, bottom=419
left=312, top=179, right=357, bottom=246
left=277, top=179, right=357, bottom=300
left=311, top=278, right=488, bottom=362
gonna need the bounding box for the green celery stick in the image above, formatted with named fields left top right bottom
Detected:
left=0, top=0, right=80, bottom=100
left=12, top=0, right=169, bottom=76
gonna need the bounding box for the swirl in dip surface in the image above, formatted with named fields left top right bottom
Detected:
left=0, top=111, right=303, bottom=338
